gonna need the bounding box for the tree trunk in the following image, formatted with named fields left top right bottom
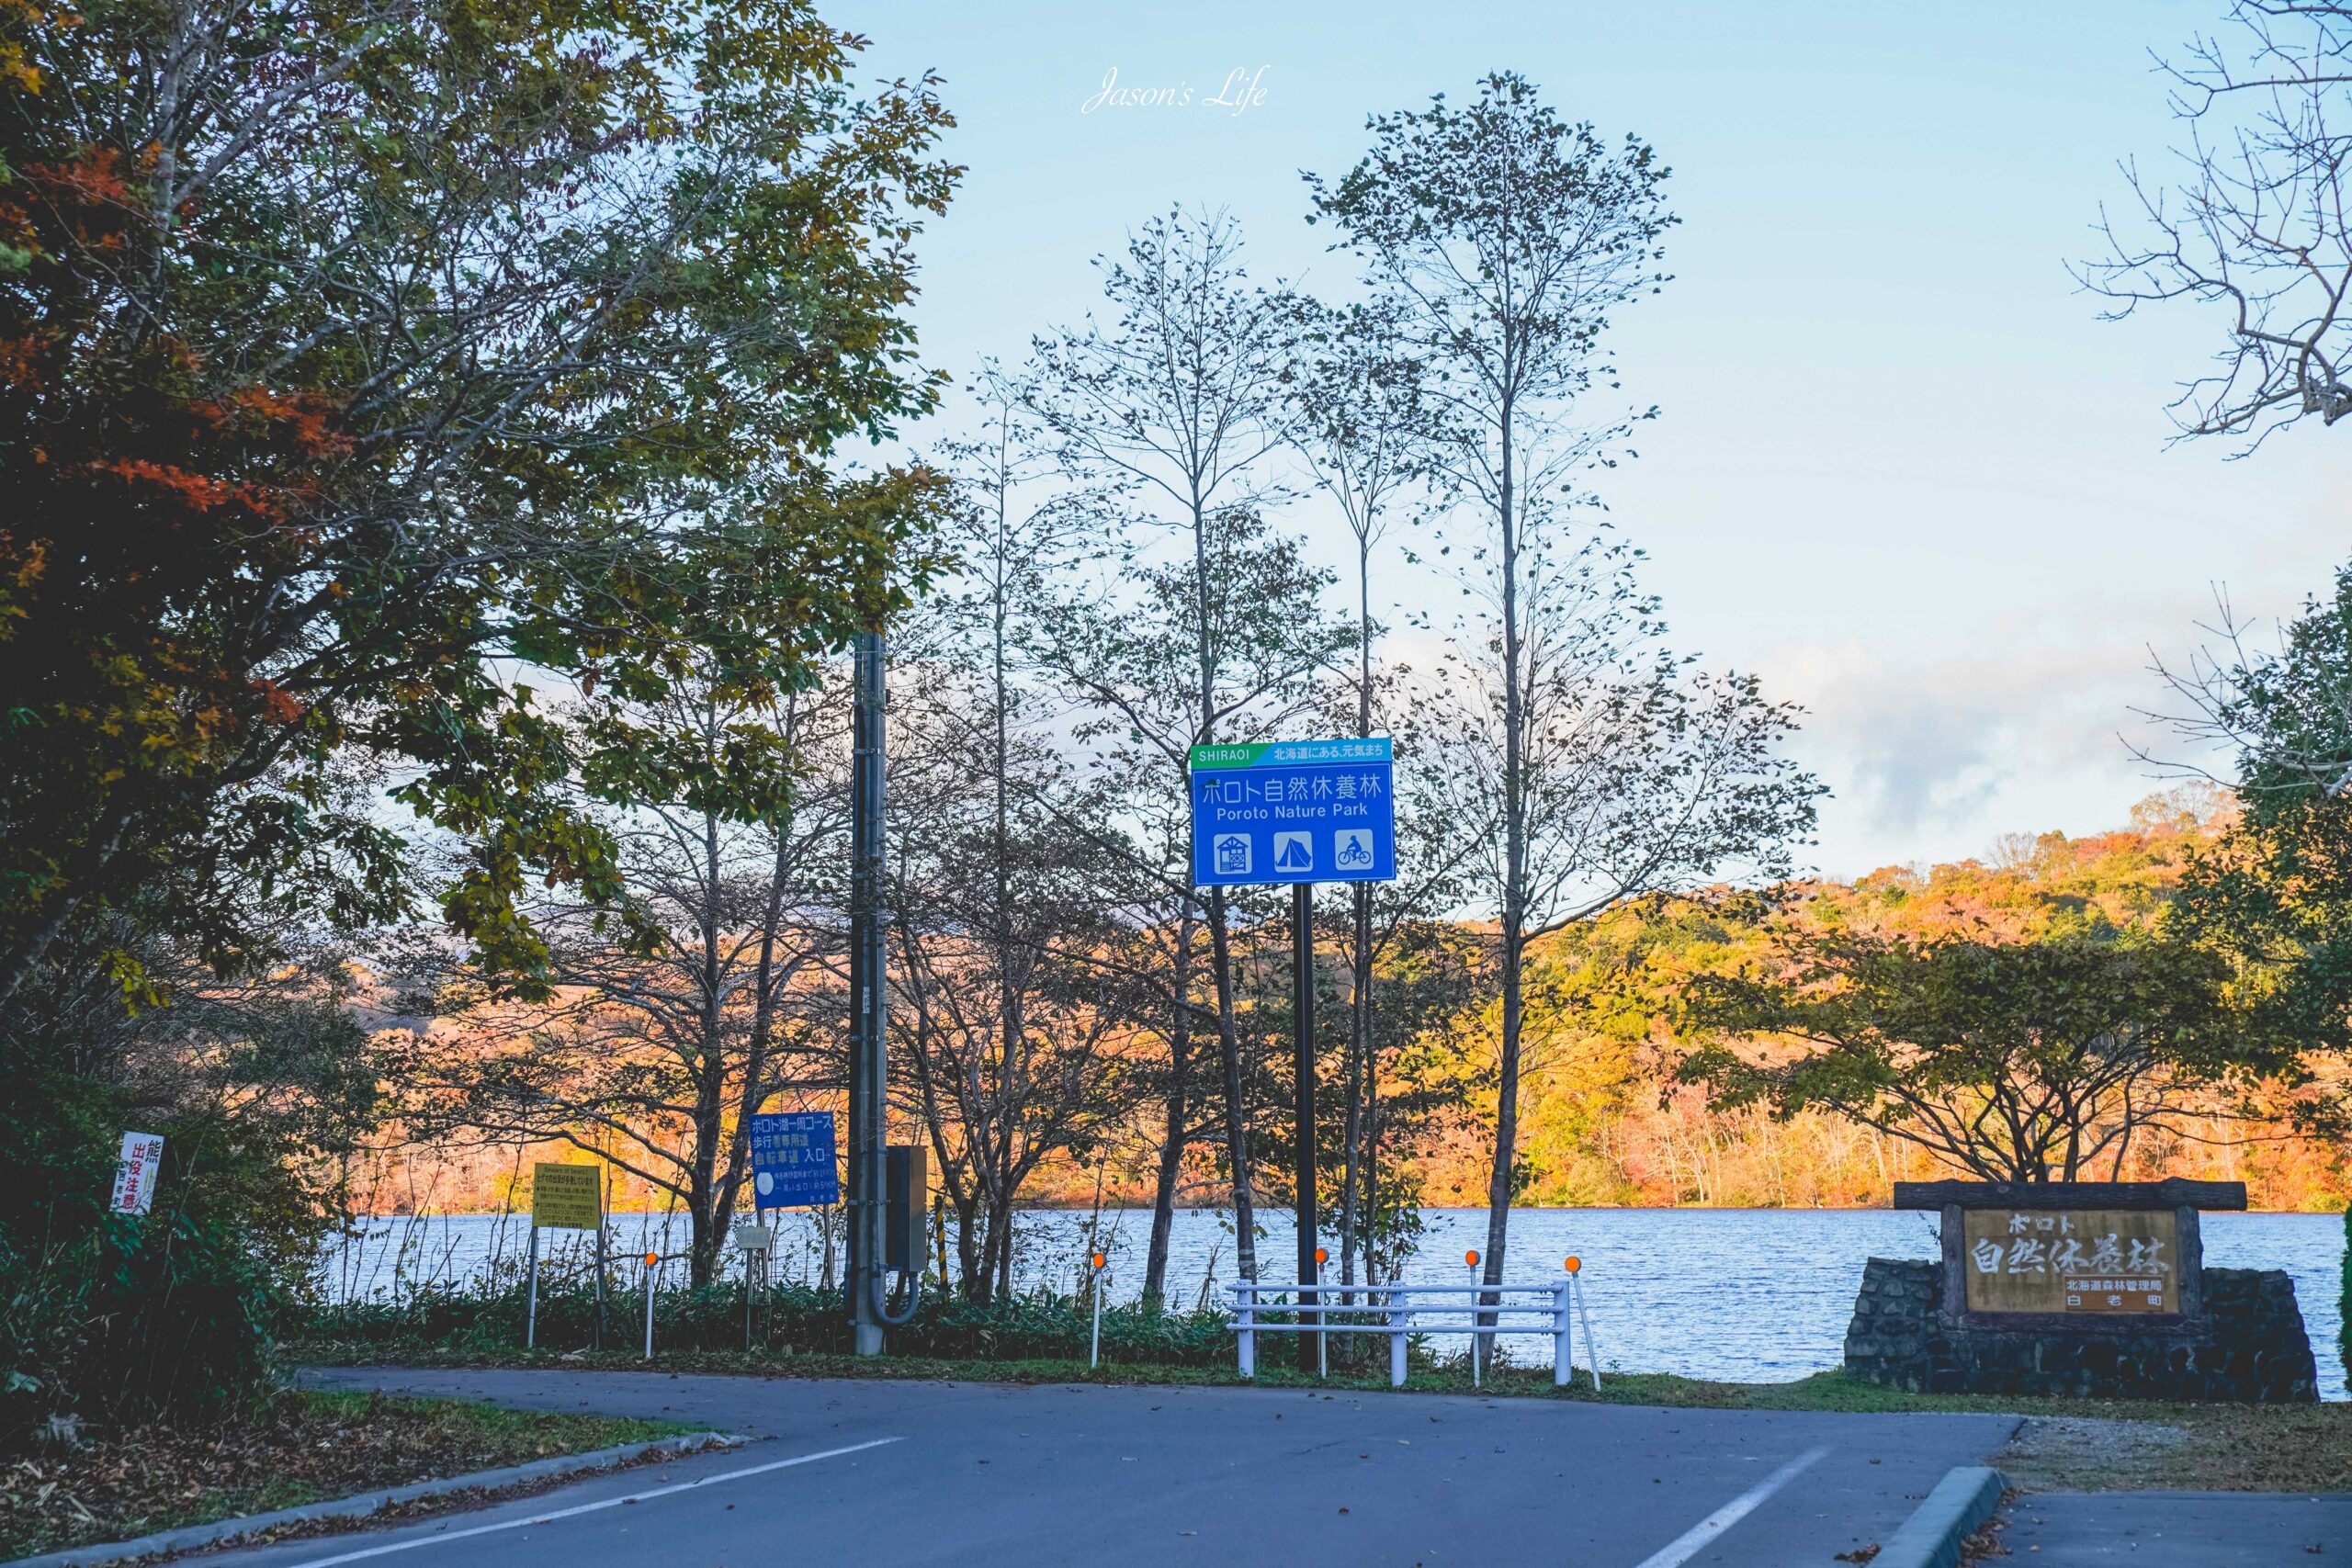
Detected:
left=689, top=1070, right=724, bottom=1287
left=955, top=1190, right=985, bottom=1302
left=1143, top=922, right=1196, bottom=1309
left=1478, top=398, right=1522, bottom=1368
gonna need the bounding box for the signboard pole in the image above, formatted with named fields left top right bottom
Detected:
left=1293, top=880, right=1317, bottom=1374
left=1187, top=734, right=1397, bottom=1379
left=526, top=1222, right=539, bottom=1349
left=594, top=1168, right=607, bottom=1352
left=847, top=630, right=888, bottom=1358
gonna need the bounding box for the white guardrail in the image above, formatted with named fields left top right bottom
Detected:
left=1228, top=1277, right=1601, bottom=1390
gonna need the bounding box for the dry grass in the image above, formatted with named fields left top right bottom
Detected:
left=0, top=1390, right=692, bottom=1560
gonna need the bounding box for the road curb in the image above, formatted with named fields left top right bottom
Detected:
left=1872, top=1464, right=2008, bottom=1568
left=8, top=1430, right=743, bottom=1568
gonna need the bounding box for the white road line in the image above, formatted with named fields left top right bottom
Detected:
left=1629, top=1445, right=1832, bottom=1568
left=276, top=1436, right=902, bottom=1566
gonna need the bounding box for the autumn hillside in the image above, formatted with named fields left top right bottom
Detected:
left=1394, top=787, right=2345, bottom=1213
left=368, top=787, right=2346, bottom=1219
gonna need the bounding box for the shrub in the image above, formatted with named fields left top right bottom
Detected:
left=0, top=961, right=384, bottom=1448
left=300, top=1275, right=1246, bottom=1367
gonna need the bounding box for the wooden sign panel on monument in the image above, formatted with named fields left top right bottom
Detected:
left=1893, top=1177, right=2245, bottom=1334
left=1958, top=1207, right=2179, bottom=1315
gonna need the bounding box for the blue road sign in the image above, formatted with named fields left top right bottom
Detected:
left=1190, top=739, right=1397, bottom=888
left=748, top=1111, right=839, bottom=1209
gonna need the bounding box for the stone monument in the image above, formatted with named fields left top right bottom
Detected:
left=1844, top=1177, right=2316, bottom=1402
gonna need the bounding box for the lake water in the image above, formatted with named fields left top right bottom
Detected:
left=319, top=1206, right=2348, bottom=1399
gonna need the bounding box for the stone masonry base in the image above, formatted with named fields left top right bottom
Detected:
left=1844, top=1258, right=2316, bottom=1402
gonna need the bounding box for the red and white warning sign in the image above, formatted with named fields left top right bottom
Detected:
left=109, top=1132, right=164, bottom=1215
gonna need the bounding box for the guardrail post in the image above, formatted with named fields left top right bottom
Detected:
left=642, top=1250, right=657, bottom=1360
left=1236, top=1286, right=1254, bottom=1380
left=1089, top=1253, right=1105, bottom=1371
left=1572, top=1270, right=1603, bottom=1393
left=1387, top=1291, right=1407, bottom=1387
left=1552, top=1280, right=1571, bottom=1387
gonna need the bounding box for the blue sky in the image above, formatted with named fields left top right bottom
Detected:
left=837, top=0, right=2346, bottom=878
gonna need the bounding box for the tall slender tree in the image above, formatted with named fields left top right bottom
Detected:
left=888, top=382, right=1146, bottom=1300
left=1021, top=210, right=1313, bottom=1283
left=1289, top=299, right=1429, bottom=1288
left=1311, top=75, right=1820, bottom=1352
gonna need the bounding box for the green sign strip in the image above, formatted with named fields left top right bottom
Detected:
left=1188, top=743, right=1273, bottom=770
left=1189, top=739, right=1394, bottom=770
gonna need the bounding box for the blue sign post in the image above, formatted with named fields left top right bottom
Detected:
left=1189, top=738, right=1396, bottom=1375
left=748, top=1111, right=840, bottom=1210
left=1188, top=739, right=1396, bottom=888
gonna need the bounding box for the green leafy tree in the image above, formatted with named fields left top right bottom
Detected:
left=2147, top=567, right=2352, bottom=1056
left=0, top=0, right=953, bottom=1425
left=0, top=0, right=956, bottom=1003
left=1677, top=930, right=2311, bottom=1183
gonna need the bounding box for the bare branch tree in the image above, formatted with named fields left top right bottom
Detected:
left=1311, top=74, right=1818, bottom=1355
left=886, top=389, right=1151, bottom=1300
left=1019, top=209, right=1319, bottom=1284
left=406, top=675, right=852, bottom=1286
left=1288, top=299, right=1436, bottom=1288
left=2083, top=2, right=2352, bottom=445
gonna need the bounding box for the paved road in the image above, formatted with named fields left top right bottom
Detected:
left=1996, top=1489, right=2352, bottom=1564
left=198, top=1369, right=2018, bottom=1568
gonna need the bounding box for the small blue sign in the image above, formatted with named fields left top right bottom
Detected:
left=748, top=1111, right=839, bottom=1209
left=1190, top=739, right=1397, bottom=888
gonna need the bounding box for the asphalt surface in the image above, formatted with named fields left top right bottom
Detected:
left=1996, top=1489, right=2352, bottom=1564
left=187, top=1368, right=2022, bottom=1568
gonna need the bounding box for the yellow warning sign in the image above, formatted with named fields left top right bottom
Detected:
left=532, top=1163, right=603, bottom=1231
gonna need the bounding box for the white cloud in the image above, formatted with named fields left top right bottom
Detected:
left=1760, top=585, right=2277, bottom=877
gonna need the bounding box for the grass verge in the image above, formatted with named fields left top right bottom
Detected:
left=0, top=1388, right=695, bottom=1561
left=290, top=1337, right=2352, bottom=1494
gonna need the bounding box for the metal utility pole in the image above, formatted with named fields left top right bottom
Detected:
left=847, top=630, right=888, bottom=1357
left=1294, top=880, right=1317, bottom=1372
